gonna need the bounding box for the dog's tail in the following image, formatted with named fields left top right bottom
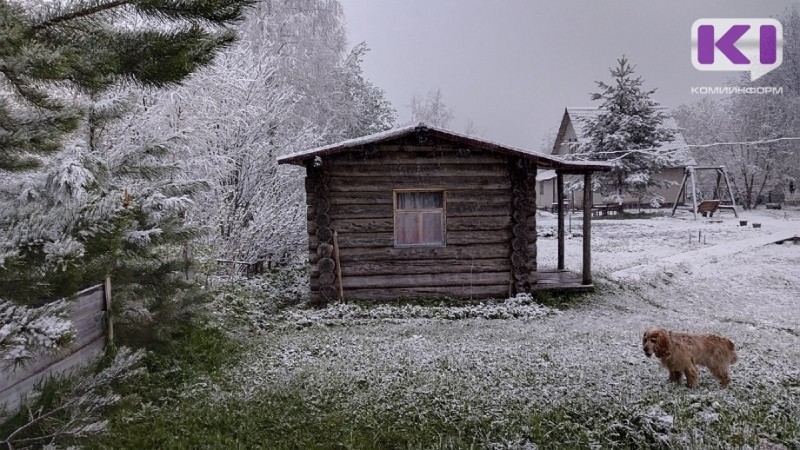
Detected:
left=727, top=340, right=738, bottom=364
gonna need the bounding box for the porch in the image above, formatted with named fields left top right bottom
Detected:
left=531, top=269, right=594, bottom=293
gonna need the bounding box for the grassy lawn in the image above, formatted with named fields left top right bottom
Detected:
left=88, top=211, right=800, bottom=449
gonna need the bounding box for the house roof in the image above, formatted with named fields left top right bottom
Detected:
left=278, top=123, right=613, bottom=173
left=536, top=169, right=557, bottom=181
left=553, top=107, right=696, bottom=167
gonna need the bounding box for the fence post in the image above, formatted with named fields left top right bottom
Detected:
left=104, top=276, right=113, bottom=345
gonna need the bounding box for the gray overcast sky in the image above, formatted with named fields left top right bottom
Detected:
left=337, top=0, right=796, bottom=150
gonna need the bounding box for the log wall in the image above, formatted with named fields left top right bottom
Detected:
left=305, top=143, right=538, bottom=303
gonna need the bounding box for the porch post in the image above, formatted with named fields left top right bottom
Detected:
left=557, top=171, right=565, bottom=270
left=582, top=172, right=592, bottom=285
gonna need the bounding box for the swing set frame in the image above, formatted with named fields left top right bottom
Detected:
left=670, top=166, right=739, bottom=220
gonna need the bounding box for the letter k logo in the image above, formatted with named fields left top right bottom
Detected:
left=697, top=25, right=750, bottom=64
left=692, top=19, right=783, bottom=81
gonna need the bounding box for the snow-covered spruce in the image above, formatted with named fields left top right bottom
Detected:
left=0, top=300, right=74, bottom=369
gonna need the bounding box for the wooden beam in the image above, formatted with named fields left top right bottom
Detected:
left=671, top=169, right=688, bottom=216
left=104, top=276, right=113, bottom=346
left=557, top=172, right=565, bottom=270
left=333, top=231, right=344, bottom=302
left=721, top=167, right=739, bottom=211
left=582, top=173, right=592, bottom=285
left=689, top=166, right=698, bottom=220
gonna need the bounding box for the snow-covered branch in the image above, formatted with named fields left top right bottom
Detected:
left=0, top=300, right=74, bottom=369
left=1, top=347, right=145, bottom=447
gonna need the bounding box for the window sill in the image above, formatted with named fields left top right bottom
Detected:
left=394, top=243, right=447, bottom=249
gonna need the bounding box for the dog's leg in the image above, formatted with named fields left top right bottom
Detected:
left=709, top=365, right=731, bottom=388
left=668, top=371, right=683, bottom=383
left=684, top=366, right=698, bottom=388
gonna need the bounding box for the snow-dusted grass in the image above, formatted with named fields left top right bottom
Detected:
left=100, top=208, right=800, bottom=448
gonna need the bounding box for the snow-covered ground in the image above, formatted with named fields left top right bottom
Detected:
left=217, top=208, right=800, bottom=447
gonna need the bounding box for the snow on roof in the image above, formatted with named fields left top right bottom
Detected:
left=564, top=106, right=696, bottom=167
left=278, top=122, right=613, bottom=172
left=536, top=169, right=557, bottom=181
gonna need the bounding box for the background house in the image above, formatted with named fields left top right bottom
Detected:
left=278, top=123, right=610, bottom=305
left=538, top=106, right=695, bottom=209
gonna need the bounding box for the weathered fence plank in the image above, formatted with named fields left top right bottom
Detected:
left=0, top=282, right=109, bottom=414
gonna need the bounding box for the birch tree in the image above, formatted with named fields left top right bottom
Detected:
left=675, top=95, right=800, bottom=209
left=149, top=0, right=395, bottom=263
left=409, top=88, right=455, bottom=128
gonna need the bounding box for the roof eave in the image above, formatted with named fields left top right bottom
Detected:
left=277, top=124, right=613, bottom=172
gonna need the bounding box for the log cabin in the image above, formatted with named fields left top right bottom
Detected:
left=278, top=123, right=612, bottom=305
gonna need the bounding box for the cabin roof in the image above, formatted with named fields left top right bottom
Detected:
left=278, top=123, right=613, bottom=173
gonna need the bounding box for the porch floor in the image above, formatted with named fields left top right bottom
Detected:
left=530, top=269, right=594, bottom=293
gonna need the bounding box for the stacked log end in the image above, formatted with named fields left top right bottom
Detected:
left=508, top=158, right=537, bottom=295
left=307, top=163, right=336, bottom=306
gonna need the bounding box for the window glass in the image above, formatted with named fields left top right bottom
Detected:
left=394, top=191, right=445, bottom=246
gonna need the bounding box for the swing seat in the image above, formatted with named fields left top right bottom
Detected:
left=717, top=204, right=739, bottom=217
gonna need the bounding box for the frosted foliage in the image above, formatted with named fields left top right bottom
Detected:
left=409, top=88, right=454, bottom=128
left=0, top=87, right=201, bottom=264
left=143, top=0, right=394, bottom=261
left=674, top=94, right=800, bottom=210
left=577, top=57, right=676, bottom=204
left=274, top=294, right=557, bottom=327
left=46, top=143, right=96, bottom=205
left=0, top=300, right=74, bottom=368
left=123, top=228, right=162, bottom=245
left=148, top=47, right=307, bottom=260
left=1, top=348, right=145, bottom=446
left=1, top=86, right=206, bottom=383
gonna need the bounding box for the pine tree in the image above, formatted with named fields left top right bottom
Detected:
left=0, top=0, right=254, bottom=172
left=578, top=56, right=676, bottom=205
left=1, top=0, right=253, bottom=361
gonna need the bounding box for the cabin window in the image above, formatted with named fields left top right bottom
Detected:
left=393, top=190, right=446, bottom=247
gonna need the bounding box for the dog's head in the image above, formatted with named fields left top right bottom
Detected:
left=642, top=327, right=670, bottom=358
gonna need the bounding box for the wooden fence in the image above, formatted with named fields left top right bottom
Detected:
left=0, top=279, right=111, bottom=413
